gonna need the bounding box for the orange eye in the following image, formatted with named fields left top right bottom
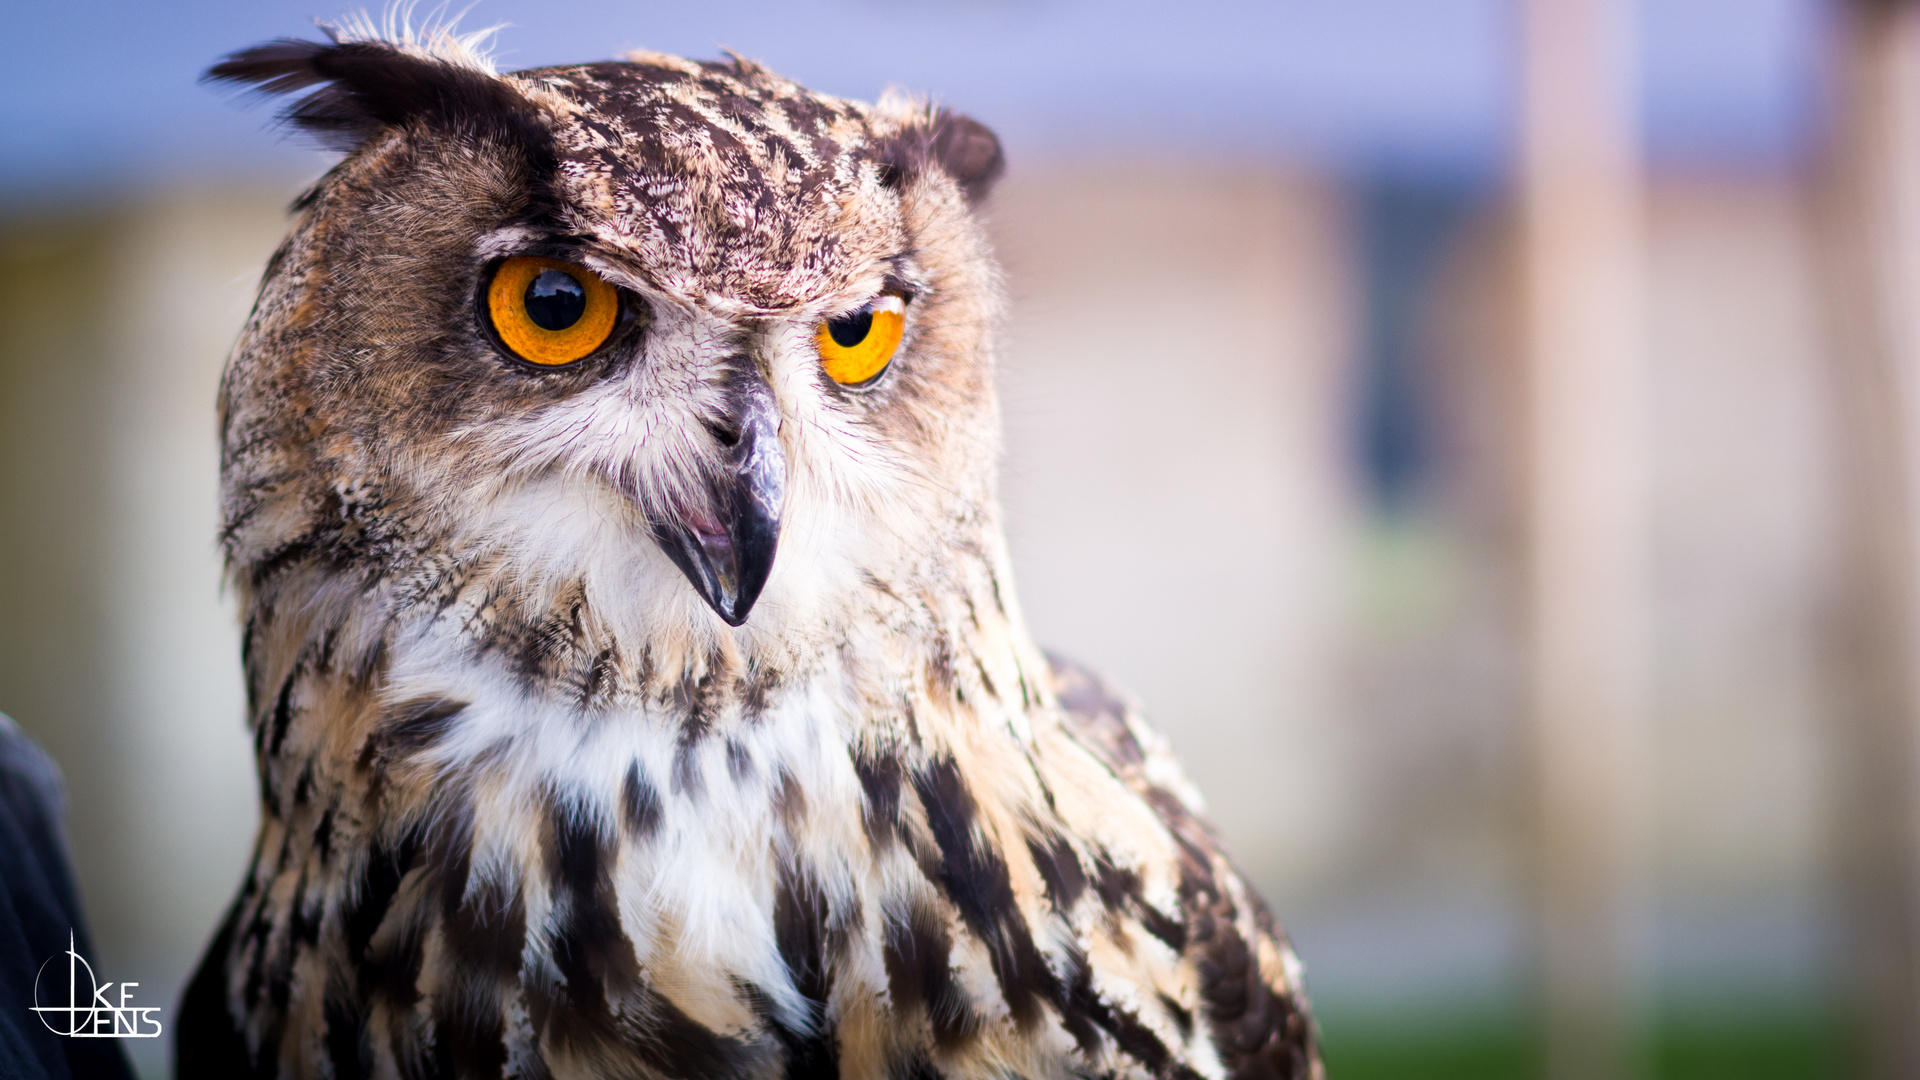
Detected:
left=816, top=293, right=906, bottom=386
left=486, top=256, right=619, bottom=366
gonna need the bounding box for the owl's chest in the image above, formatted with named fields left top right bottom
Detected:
left=241, top=664, right=922, bottom=1077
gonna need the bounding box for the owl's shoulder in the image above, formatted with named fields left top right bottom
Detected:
left=1045, top=651, right=1208, bottom=818
left=1042, top=651, right=1325, bottom=1080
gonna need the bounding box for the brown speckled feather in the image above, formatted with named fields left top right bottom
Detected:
left=180, top=19, right=1322, bottom=1080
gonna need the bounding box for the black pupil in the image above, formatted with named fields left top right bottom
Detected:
left=828, top=310, right=872, bottom=348
left=524, top=269, right=587, bottom=331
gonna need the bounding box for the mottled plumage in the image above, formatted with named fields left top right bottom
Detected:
left=180, top=20, right=1321, bottom=1080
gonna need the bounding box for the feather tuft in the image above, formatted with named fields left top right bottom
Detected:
left=325, top=2, right=504, bottom=76
left=204, top=4, right=538, bottom=155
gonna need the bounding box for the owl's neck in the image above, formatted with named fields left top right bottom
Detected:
left=239, top=515, right=1053, bottom=841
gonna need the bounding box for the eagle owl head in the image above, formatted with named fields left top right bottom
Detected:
left=212, top=24, right=1007, bottom=662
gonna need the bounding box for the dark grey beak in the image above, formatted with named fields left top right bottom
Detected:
left=649, top=367, right=786, bottom=626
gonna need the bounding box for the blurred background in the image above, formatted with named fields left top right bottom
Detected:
left=7, top=1, right=1920, bottom=1077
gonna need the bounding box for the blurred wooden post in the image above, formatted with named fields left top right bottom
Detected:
left=1518, top=1, right=1652, bottom=1078
left=1814, top=2, right=1920, bottom=1076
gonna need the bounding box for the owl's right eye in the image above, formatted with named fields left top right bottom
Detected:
left=486, top=256, right=619, bottom=366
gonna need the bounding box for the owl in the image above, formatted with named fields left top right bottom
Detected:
left=179, top=20, right=1322, bottom=1080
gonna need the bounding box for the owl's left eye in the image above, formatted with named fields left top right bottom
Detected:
left=486, top=256, right=620, bottom=366
left=816, top=293, right=907, bottom=387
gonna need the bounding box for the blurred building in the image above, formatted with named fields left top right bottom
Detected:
left=994, top=164, right=1840, bottom=1029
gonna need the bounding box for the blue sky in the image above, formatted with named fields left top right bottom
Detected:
left=0, top=0, right=1826, bottom=196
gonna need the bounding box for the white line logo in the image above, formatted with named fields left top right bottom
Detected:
left=30, top=931, right=162, bottom=1039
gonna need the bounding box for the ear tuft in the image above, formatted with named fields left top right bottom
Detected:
left=880, top=109, right=1005, bottom=206
left=206, top=35, right=546, bottom=156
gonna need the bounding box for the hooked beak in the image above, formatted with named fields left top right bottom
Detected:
left=648, top=365, right=786, bottom=626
